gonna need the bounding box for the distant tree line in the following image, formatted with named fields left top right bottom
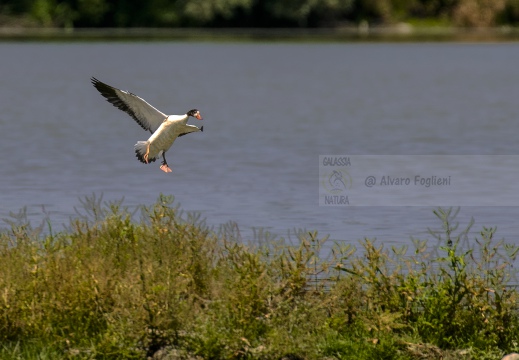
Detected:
left=1, top=0, right=519, bottom=28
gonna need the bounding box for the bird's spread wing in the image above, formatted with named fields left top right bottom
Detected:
left=91, top=77, right=167, bottom=133
left=178, top=125, right=203, bottom=138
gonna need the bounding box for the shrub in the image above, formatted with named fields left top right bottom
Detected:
left=0, top=196, right=518, bottom=359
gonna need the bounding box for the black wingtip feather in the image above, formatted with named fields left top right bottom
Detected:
left=91, top=77, right=109, bottom=92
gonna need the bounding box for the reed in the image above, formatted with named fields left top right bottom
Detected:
left=0, top=195, right=517, bottom=359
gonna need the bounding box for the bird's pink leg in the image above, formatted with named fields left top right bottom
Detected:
left=160, top=164, right=172, bottom=173
left=160, top=152, right=172, bottom=173
left=143, top=144, right=150, bottom=164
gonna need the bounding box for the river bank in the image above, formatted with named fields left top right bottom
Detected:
left=1, top=25, right=519, bottom=42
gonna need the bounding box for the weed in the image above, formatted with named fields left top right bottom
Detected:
left=0, top=197, right=517, bottom=359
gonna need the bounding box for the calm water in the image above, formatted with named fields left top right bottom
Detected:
left=1, top=42, right=519, bottom=251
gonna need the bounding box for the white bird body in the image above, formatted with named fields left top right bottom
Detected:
left=91, top=77, right=203, bottom=173
left=135, top=115, right=201, bottom=165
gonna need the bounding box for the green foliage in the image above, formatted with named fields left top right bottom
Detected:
left=2, top=0, right=519, bottom=27
left=334, top=207, right=519, bottom=352
left=0, top=198, right=518, bottom=359
left=262, top=0, right=354, bottom=27
left=500, top=0, right=519, bottom=24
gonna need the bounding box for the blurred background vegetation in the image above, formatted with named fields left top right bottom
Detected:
left=1, top=0, right=519, bottom=29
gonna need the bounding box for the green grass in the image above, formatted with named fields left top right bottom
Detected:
left=0, top=195, right=518, bottom=359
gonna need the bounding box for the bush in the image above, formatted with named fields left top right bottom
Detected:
left=0, top=195, right=518, bottom=359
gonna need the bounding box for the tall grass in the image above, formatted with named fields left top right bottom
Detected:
left=0, top=195, right=518, bottom=359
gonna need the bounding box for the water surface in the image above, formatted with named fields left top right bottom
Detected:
left=1, top=42, right=519, bottom=252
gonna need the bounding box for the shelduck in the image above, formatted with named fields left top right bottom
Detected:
left=91, top=77, right=203, bottom=173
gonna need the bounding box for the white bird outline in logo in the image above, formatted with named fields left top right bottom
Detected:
left=328, top=170, right=347, bottom=192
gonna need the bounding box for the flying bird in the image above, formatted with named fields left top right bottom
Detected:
left=91, top=77, right=203, bottom=173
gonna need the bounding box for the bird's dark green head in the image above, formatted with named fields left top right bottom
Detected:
left=187, top=109, right=203, bottom=120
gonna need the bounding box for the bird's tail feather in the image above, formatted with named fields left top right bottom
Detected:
left=134, top=141, right=156, bottom=164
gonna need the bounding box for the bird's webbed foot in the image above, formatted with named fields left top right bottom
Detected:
left=160, top=162, right=172, bottom=173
